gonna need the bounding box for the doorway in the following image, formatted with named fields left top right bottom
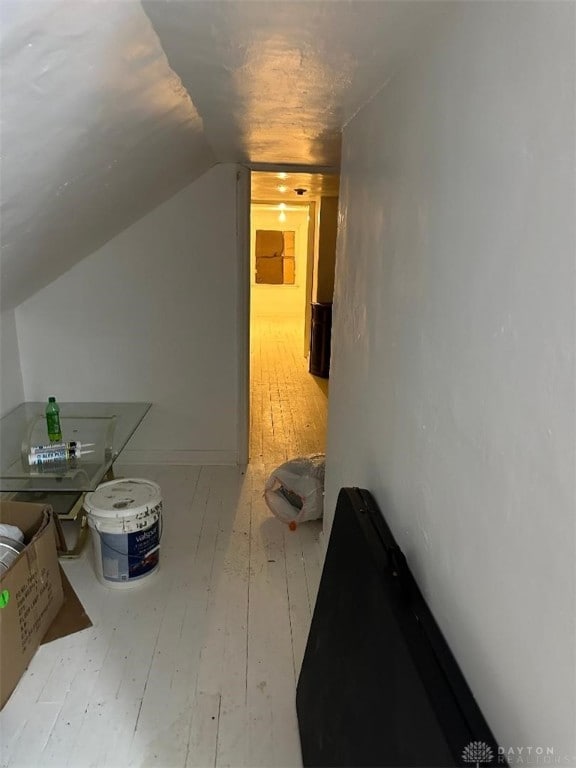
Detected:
left=248, top=170, right=338, bottom=467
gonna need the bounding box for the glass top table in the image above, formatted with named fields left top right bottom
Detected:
left=0, top=401, right=151, bottom=494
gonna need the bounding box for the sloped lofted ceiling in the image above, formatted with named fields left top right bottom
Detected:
left=0, top=0, right=447, bottom=310
left=0, top=0, right=214, bottom=310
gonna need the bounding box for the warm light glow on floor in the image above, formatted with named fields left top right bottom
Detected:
left=250, top=315, right=328, bottom=466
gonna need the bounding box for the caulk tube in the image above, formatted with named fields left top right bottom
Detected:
left=27, top=447, right=95, bottom=466
left=29, top=441, right=76, bottom=454
left=29, top=441, right=95, bottom=455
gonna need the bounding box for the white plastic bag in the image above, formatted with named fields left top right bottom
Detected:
left=264, top=454, right=326, bottom=525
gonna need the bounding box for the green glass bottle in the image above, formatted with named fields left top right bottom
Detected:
left=45, top=397, right=62, bottom=443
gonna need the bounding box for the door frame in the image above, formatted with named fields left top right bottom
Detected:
left=238, top=166, right=338, bottom=466
left=236, top=165, right=251, bottom=466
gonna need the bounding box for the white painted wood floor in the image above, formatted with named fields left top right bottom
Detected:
left=1, top=317, right=327, bottom=768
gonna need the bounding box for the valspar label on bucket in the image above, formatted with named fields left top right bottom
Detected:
left=99, top=521, right=160, bottom=581
left=84, top=479, right=162, bottom=588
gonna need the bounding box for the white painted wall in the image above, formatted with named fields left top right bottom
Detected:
left=0, top=310, right=24, bottom=417
left=326, top=2, right=575, bottom=759
left=15, top=164, right=241, bottom=464
left=250, top=206, right=309, bottom=318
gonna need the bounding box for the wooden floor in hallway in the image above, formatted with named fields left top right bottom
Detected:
left=250, top=314, right=328, bottom=466
left=1, top=318, right=328, bottom=768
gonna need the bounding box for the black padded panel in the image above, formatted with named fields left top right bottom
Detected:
left=296, top=487, right=504, bottom=768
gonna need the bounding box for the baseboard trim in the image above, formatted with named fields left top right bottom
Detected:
left=119, top=449, right=238, bottom=466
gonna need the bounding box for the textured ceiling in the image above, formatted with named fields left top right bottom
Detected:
left=0, top=0, right=447, bottom=310
left=143, top=0, right=447, bottom=167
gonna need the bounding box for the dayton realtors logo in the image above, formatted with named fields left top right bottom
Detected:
left=462, top=741, right=495, bottom=767
left=462, top=741, right=558, bottom=766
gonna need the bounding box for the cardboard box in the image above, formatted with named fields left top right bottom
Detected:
left=0, top=501, right=64, bottom=710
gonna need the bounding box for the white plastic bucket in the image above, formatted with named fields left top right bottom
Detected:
left=84, top=478, right=162, bottom=589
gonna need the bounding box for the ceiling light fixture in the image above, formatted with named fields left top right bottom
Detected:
left=277, top=173, right=288, bottom=180
left=277, top=185, right=287, bottom=193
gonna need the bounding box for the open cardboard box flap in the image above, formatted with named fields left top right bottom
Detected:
left=42, top=565, right=92, bottom=644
